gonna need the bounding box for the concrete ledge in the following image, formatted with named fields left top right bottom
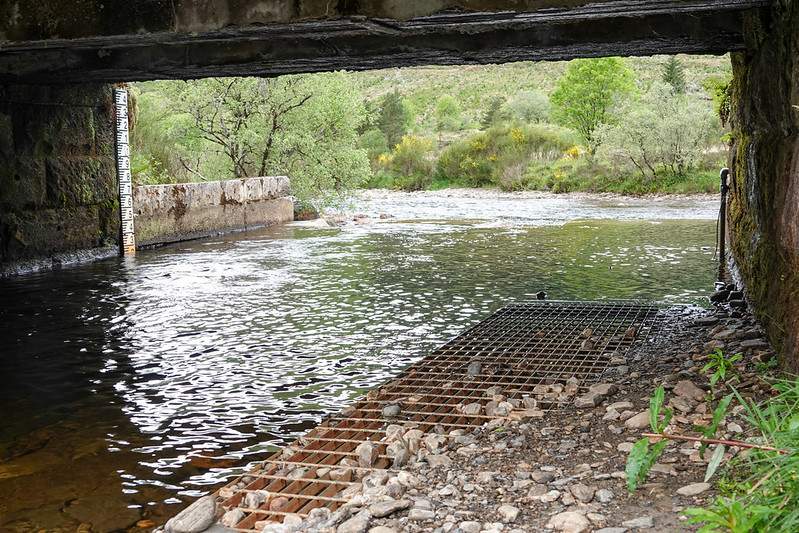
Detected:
left=133, top=176, right=293, bottom=247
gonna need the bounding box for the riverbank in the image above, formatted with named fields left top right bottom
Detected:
left=193, top=298, right=776, bottom=533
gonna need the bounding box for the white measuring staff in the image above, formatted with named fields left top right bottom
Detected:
left=113, top=88, right=136, bottom=255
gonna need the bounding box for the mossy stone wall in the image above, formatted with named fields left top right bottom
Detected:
left=0, top=83, right=119, bottom=266
left=729, top=0, right=799, bottom=368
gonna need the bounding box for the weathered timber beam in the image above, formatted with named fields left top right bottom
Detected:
left=0, top=0, right=771, bottom=83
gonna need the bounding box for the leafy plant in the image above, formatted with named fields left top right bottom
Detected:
left=685, top=498, right=770, bottom=533
left=695, top=394, right=733, bottom=453
left=625, top=386, right=672, bottom=491
left=688, top=379, right=799, bottom=532
left=702, top=349, right=742, bottom=387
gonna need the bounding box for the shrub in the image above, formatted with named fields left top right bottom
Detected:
left=597, top=82, right=720, bottom=181
left=374, top=135, right=436, bottom=190
left=436, top=123, right=575, bottom=187
left=359, top=128, right=389, bottom=166
left=503, top=90, right=550, bottom=124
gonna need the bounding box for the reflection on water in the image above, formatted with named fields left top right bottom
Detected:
left=0, top=192, right=716, bottom=531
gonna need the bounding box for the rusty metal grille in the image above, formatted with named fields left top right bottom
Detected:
left=217, top=300, right=660, bottom=530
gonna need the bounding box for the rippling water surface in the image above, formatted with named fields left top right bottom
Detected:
left=0, top=191, right=717, bottom=531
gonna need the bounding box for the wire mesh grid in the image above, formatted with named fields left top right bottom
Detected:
left=217, top=300, right=661, bottom=530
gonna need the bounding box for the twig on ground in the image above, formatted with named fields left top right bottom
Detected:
left=641, top=432, right=788, bottom=455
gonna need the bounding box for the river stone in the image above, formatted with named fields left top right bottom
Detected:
left=386, top=440, right=410, bottom=467
left=356, top=441, right=378, bottom=468
left=546, top=511, right=590, bottom=533
left=243, top=490, right=267, bottom=509
left=368, top=499, right=411, bottom=518
left=165, top=496, right=217, bottom=533
left=337, top=510, right=371, bottom=533
left=220, top=509, right=244, bottom=528
left=467, top=360, right=482, bottom=376
left=381, top=404, right=401, bottom=417
left=460, top=402, right=482, bottom=415
left=424, top=433, right=447, bottom=453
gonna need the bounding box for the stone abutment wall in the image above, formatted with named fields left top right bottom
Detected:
left=0, top=83, right=119, bottom=276
left=133, top=176, right=293, bottom=247
left=729, top=0, right=799, bottom=369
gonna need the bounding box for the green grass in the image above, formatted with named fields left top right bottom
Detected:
left=687, top=378, right=799, bottom=532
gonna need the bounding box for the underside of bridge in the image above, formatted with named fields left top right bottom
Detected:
left=0, top=0, right=796, bottom=365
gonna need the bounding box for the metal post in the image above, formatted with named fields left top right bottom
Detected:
left=113, top=88, right=136, bottom=255
left=718, top=167, right=730, bottom=282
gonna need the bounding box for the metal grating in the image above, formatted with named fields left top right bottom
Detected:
left=216, top=300, right=660, bottom=530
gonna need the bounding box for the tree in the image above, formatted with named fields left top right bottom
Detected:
left=481, top=96, right=506, bottom=129
left=434, top=95, right=462, bottom=134
left=597, top=82, right=718, bottom=181
left=662, top=56, right=687, bottom=94
left=269, top=72, right=371, bottom=206
left=550, top=57, right=635, bottom=153
left=136, top=73, right=368, bottom=206
left=504, top=90, right=550, bottom=123
left=172, top=77, right=310, bottom=179
left=377, top=90, right=414, bottom=148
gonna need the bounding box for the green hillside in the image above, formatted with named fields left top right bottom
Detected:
left=130, top=54, right=732, bottom=200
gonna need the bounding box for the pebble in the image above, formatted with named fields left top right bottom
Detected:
left=621, top=516, right=654, bottom=529
left=356, top=441, right=378, bottom=468
left=532, top=471, right=556, bottom=483
left=381, top=404, right=401, bottom=417
left=459, top=521, right=482, bottom=533
left=220, top=509, right=244, bottom=528
left=497, top=504, right=520, bottom=522
left=408, top=509, right=436, bottom=521
left=547, top=510, right=590, bottom=533
left=569, top=483, right=595, bottom=503
left=368, top=527, right=397, bottom=533
left=673, top=380, right=705, bottom=402
left=617, top=441, right=634, bottom=452
left=368, top=499, right=411, bottom=518
left=677, top=482, right=711, bottom=496
left=337, top=511, right=371, bottom=533
left=467, top=360, right=482, bottom=376
left=595, top=488, right=615, bottom=503
left=624, top=411, right=650, bottom=429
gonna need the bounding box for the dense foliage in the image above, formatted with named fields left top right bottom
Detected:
left=131, top=72, right=369, bottom=207
left=131, top=54, right=732, bottom=200
left=550, top=57, right=635, bottom=153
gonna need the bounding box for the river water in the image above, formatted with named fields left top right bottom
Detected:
left=0, top=190, right=718, bottom=531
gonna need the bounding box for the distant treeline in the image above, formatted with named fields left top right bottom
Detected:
left=130, top=55, right=732, bottom=203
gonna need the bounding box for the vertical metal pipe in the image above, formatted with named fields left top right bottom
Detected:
left=718, top=167, right=730, bottom=281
